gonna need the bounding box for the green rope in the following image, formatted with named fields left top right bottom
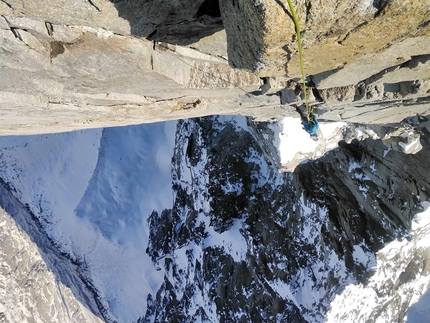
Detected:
left=285, top=0, right=313, bottom=121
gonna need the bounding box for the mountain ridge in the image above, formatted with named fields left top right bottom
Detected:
left=1, top=115, right=429, bottom=322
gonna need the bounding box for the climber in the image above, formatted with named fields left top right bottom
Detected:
left=295, top=104, right=319, bottom=139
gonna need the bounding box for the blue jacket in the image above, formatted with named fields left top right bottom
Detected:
left=302, top=118, right=319, bottom=135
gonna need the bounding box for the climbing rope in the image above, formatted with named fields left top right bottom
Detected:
left=155, top=0, right=316, bottom=119
left=285, top=0, right=313, bottom=122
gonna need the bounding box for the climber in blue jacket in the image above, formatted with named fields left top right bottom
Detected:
left=295, top=104, right=319, bottom=138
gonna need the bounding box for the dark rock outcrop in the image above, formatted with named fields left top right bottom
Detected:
left=142, top=115, right=430, bottom=322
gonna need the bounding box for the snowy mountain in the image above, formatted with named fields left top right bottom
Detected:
left=0, top=115, right=429, bottom=322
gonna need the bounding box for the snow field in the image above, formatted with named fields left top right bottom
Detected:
left=271, top=117, right=346, bottom=165
left=0, top=123, right=177, bottom=322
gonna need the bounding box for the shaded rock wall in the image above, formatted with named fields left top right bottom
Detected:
left=142, top=115, right=430, bottom=322
left=0, top=179, right=107, bottom=323
left=0, top=0, right=222, bottom=41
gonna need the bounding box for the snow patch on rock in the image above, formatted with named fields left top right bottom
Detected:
left=272, top=117, right=346, bottom=171
left=327, top=202, right=430, bottom=323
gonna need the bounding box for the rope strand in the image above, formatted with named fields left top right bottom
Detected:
left=285, top=0, right=312, bottom=121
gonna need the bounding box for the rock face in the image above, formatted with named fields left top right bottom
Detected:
left=0, top=0, right=222, bottom=41
left=0, top=0, right=429, bottom=135
left=328, top=201, right=430, bottom=322
left=0, top=12, right=265, bottom=135
left=143, top=115, right=430, bottom=322
left=219, top=0, right=430, bottom=78
left=0, top=1, right=430, bottom=322
left=0, top=180, right=106, bottom=323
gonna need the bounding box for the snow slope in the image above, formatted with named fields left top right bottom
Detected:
left=269, top=117, right=346, bottom=170
left=0, top=123, right=176, bottom=322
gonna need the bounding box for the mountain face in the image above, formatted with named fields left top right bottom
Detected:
left=0, top=1, right=428, bottom=136
left=0, top=115, right=429, bottom=322
left=219, top=0, right=429, bottom=77
left=1, top=1, right=429, bottom=322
